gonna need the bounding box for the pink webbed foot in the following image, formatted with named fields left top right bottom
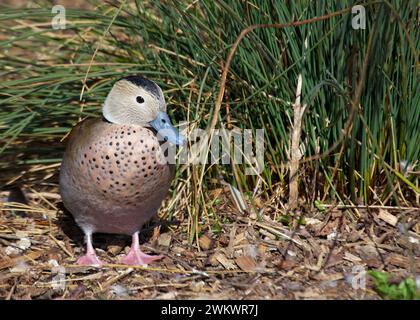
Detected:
left=76, top=233, right=103, bottom=266
left=120, top=249, right=163, bottom=266
left=77, top=253, right=103, bottom=266
left=120, top=232, right=163, bottom=266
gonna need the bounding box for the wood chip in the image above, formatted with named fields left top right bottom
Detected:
left=107, top=244, right=124, bottom=256
left=257, top=244, right=267, bottom=256
left=294, top=287, right=322, bottom=299
left=277, top=259, right=297, bottom=270
left=305, top=218, right=322, bottom=225
left=234, top=232, right=246, bottom=246
left=385, top=253, right=411, bottom=268
left=209, top=188, right=223, bottom=199
left=207, top=254, right=219, bottom=267
left=0, top=250, right=43, bottom=270
left=151, top=226, right=161, bottom=243
left=259, top=228, right=276, bottom=240
left=227, top=224, right=237, bottom=258
left=313, top=272, right=344, bottom=282
left=198, top=233, right=213, bottom=251
left=235, top=256, right=257, bottom=272
left=255, top=222, right=305, bottom=247
left=377, top=209, right=398, bottom=226
left=214, top=252, right=237, bottom=270
left=100, top=268, right=134, bottom=291
left=106, top=238, right=126, bottom=256
left=218, top=234, right=229, bottom=246
left=356, top=245, right=379, bottom=261
left=171, top=246, right=185, bottom=255
left=343, top=251, right=362, bottom=263
left=61, top=265, right=98, bottom=275
left=158, top=233, right=172, bottom=247
left=158, top=291, right=177, bottom=299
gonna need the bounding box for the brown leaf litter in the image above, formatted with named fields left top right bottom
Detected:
left=0, top=187, right=419, bottom=300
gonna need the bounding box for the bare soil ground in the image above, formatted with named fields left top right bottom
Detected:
left=0, top=181, right=419, bottom=300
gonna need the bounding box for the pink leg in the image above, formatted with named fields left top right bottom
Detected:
left=120, top=232, right=163, bottom=266
left=77, top=233, right=103, bottom=266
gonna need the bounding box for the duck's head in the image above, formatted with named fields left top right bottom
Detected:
left=103, top=76, right=185, bottom=145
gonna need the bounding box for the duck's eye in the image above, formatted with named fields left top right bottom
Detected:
left=136, top=96, right=144, bottom=104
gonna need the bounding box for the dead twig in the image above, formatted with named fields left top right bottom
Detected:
left=288, top=73, right=307, bottom=208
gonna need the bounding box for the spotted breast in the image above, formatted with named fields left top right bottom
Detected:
left=59, top=118, right=174, bottom=236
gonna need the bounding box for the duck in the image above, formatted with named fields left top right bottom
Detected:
left=59, top=76, right=185, bottom=266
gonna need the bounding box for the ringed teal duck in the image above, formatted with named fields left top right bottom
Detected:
left=59, top=76, right=185, bottom=266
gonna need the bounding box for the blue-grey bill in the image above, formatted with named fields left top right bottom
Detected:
left=150, top=111, right=186, bottom=145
